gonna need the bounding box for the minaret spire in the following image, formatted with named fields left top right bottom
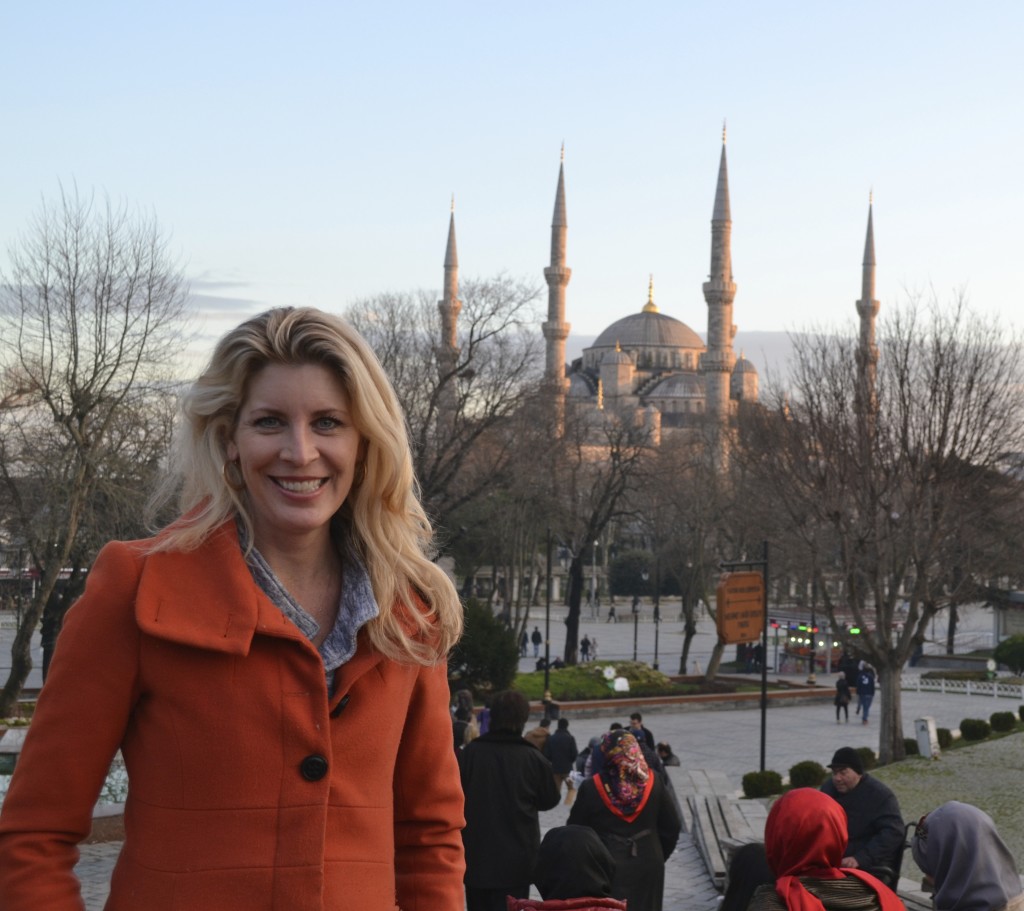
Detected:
left=856, top=194, right=880, bottom=421
left=702, top=128, right=738, bottom=470
left=437, top=201, right=462, bottom=429
left=543, top=148, right=572, bottom=432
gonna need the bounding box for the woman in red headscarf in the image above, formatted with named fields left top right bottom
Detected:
left=749, top=789, right=905, bottom=911
left=567, top=730, right=681, bottom=911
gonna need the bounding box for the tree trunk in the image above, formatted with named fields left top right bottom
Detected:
left=680, top=618, right=697, bottom=674
left=0, top=566, right=62, bottom=714
left=876, top=662, right=905, bottom=765
left=563, top=556, right=582, bottom=665
left=704, top=639, right=725, bottom=681
left=945, top=603, right=959, bottom=655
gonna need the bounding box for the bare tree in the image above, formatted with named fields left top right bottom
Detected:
left=547, top=404, right=654, bottom=665
left=345, top=275, right=542, bottom=533
left=0, top=186, right=189, bottom=712
left=738, top=298, right=1024, bottom=763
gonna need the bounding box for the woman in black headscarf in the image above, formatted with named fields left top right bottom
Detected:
left=506, top=825, right=626, bottom=910
left=567, top=730, right=681, bottom=911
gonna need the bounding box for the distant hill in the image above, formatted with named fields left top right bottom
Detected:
left=565, top=330, right=797, bottom=388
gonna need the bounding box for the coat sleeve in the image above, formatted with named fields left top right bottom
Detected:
left=392, top=659, right=466, bottom=910
left=853, top=781, right=905, bottom=873
left=0, top=541, right=144, bottom=911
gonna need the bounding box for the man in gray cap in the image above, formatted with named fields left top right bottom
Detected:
left=820, top=746, right=905, bottom=884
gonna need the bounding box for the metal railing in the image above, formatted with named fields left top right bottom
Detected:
left=901, top=676, right=1024, bottom=700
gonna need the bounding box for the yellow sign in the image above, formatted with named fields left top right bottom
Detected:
left=716, top=571, right=766, bottom=644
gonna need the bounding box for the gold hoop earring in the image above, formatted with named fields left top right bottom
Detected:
left=222, top=459, right=246, bottom=492
left=354, top=462, right=367, bottom=488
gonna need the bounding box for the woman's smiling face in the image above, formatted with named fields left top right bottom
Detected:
left=227, top=362, right=364, bottom=553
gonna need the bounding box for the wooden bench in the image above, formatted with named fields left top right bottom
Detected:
left=667, top=768, right=767, bottom=890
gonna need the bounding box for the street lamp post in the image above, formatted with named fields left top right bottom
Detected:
left=636, top=570, right=648, bottom=662
left=653, top=556, right=661, bottom=670
left=544, top=529, right=552, bottom=695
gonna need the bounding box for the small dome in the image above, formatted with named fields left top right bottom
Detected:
left=646, top=373, right=704, bottom=399
left=733, top=354, right=758, bottom=375
left=602, top=347, right=634, bottom=366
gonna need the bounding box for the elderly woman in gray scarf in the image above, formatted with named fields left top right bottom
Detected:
left=912, top=801, right=1024, bottom=911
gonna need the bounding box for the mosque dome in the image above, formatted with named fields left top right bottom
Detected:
left=583, top=277, right=705, bottom=373
left=592, top=310, right=704, bottom=352
left=646, top=372, right=704, bottom=399
left=733, top=354, right=758, bottom=375
left=602, top=346, right=634, bottom=366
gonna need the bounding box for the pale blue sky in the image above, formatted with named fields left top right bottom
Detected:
left=2, top=1, right=1021, bottom=367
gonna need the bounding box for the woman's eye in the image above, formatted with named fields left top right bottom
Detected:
left=253, top=416, right=282, bottom=429
left=314, top=417, right=342, bottom=431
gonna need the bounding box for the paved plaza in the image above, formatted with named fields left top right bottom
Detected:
left=5, top=603, right=1017, bottom=909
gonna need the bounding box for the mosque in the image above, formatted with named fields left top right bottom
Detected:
left=437, top=132, right=878, bottom=469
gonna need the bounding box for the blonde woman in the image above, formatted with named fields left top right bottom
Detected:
left=0, top=308, right=466, bottom=910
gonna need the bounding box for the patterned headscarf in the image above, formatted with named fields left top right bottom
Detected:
left=766, top=789, right=905, bottom=911
left=594, top=730, right=652, bottom=821
left=911, top=801, right=1022, bottom=911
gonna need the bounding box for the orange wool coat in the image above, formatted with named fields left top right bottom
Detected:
left=0, top=522, right=466, bottom=910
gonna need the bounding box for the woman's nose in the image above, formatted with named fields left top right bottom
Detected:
left=282, top=426, right=317, bottom=464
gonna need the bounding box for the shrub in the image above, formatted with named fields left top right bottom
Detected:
left=1019, top=705, right=1024, bottom=723
left=742, top=770, right=783, bottom=798
left=937, top=727, right=953, bottom=749
left=994, top=635, right=1024, bottom=675
left=855, top=746, right=877, bottom=771
left=904, top=738, right=920, bottom=756
left=448, top=599, right=519, bottom=696
left=960, top=718, right=991, bottom=741
left=788, top=760, right=827, bottom=788
left=990, top=711, right=1016, bottom=733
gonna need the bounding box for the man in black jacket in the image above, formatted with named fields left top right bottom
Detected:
left=460, top=690, right=561, bottom=911
left=543, top=717, right=580, bottom=805
left=820, top=746, right=905, bottom=884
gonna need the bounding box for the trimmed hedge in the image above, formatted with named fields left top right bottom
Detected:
left=789, top=760, right=827, bottom=788
left=937, top=727, right=953, bottom=749
left=960, top=718, right=991, bottom=741
left=855, top=746, right=877, bottom=771
left=990, top=711, right=1016, bottom=733
left=743, top=770, right=783, bottom=798
left=904, top=738, right=920, bottom=756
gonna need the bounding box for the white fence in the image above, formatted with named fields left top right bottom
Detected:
left=902, top=676, right=1024, bottom=700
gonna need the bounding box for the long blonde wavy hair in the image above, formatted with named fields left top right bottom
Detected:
left=148, top=307, right=462, bottom=664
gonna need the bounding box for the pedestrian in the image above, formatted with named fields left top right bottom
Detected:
left=519, top=629, right=529, bottom=657
left=748, top=788, right=904, bottom=911
left=531, top=625, right=543, bottom=658
left=460, top=690, right=560, bottom=911
left=629, top=712, right=656, bottom=751
left=507, top=825, right=626, bottom=911
left=580, top=635, right=592, bottom=661
left=0, top=307, right=466, bottom=910
left=567, top=730, right=681, bottom=911
left=820, top=747, right=905, bottom=884
left=911, top=801, right=1023, bottom=911
left=606, top=605, right=617, bottom=623
left=543, top=717, right=579, bottom=805
left=834, top=674, right=851, bottom=723
left=656, top=742, right=681, bottom=767
left=857, top=663, right=877, bottom=724
left=591, top=635, right=599, bottom=659
left=525, top=717, right=552, bottom=752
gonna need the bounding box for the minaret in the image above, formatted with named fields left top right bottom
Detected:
left=437, top=197, right=461, bottom=428
left=701, top=124, right=738, bottom=469
left=855, top=194, right=880, bottom=419
left=543, top=146, right=572, bottom=431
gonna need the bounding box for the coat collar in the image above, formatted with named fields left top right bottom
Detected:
left=134, top=520, right=306, bottom=655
